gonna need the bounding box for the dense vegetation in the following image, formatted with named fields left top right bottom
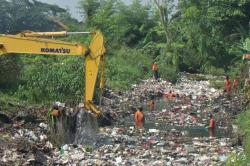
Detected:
left=0, top=0, right=250, bottom=103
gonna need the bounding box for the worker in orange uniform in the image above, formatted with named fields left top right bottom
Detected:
left=233, top=77, right=238, bottom=90
left=49, top=103, right=61, bottom=132
left=134, top=107, right=145, bottom=129
left=152, top=62, right=159, bottom=80
left=208, top=114, right=215, bottom=137
left=148, top=95, right=155, bottom=111
left=164, top=90, right=177, bottom=100
left=224, top=75, right=231, bottom=92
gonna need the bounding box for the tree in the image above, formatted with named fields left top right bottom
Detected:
left=0, top=0, right=73, bottom=92
left=171, top=0, right=250, bottom=73
left=79, top=0, right=100, bottom=23
left=153, top=0, right=176, bottom=46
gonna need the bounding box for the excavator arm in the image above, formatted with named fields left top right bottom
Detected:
left=0, top=31, right=105, bottom=116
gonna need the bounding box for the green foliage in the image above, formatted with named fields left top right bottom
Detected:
left=231, top=109, right=250, bottom=163
left=79, top=0, right=161, bottom=89
left=202, top=65, right=225, bottom=76
left=242, top=38, right=250, bottom=52
left=186, top=74, right=207, bottom=81
left=0, top=0, right=79, bottom=103
left=157, top=51, right=178, bottom=83
left=80, top=0, right=156, bottom=47
left=244, top=85, right=250, bottom=102
left=169, top=0, right=250, bottom=72
left=1, top=0, right=250, bottom=104
left=0, top=0, right=68, bottom=33
left=0, top=55, right=21, bottom=89
left=224, top=152, right=249, bottom=166
left=209, top=80, right=224, bottom=90
left=106, top=47, right=151, bottom=90
left=79, top=0, right=100, bottom=23
left=15, top=56, right=84, bottom=103
left=0, top=91, right=25, bottom=112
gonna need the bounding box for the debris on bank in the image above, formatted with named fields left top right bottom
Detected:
left=0, top=73, right=247, bottom=165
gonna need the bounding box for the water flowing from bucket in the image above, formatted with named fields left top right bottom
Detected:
left=74, top=109, right=99, bottom=145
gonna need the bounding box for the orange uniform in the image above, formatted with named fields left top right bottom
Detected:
left=164, top=91, right=176, bottom=100
left=209, top=118, right=215, bottom=128
left=152, top=62, right=159, bottom=80
left=134, top=110, right=145, bottom=128
left=152, top=63, right=158, bottom=71
left=233, top=79, right=238, bottom=89
left=225, top=79, right=231, bottom=92
left=148, top=100, right=155, bottom=111
left=209, top=118, right=215, bottom=137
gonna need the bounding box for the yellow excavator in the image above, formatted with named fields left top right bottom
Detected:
left=0, top=30, right=106, bottom=117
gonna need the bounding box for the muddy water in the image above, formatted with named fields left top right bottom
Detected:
left=52, top=95, right=231, bottom=146
left=118, top=98, right=232, bottom=138
left=119, top=120, right=231, bottom=138
left=74, top=110, right=98, bottom=145
left=143, top=123, right=231, bottom=138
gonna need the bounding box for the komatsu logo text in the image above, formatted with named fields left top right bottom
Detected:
left=41, top=48, right=70, bottom=54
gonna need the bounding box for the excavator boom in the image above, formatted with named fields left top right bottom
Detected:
left=0, top=34, right=86, bottom=55
left=0, top=31, right=105, bottom=116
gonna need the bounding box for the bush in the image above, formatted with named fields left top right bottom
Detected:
left=0, top=55, right=21, bottom=90
left=202, top=65, right=225, bottom=76
left=209, top=80, right=224, bottom=89
left=224, top=153, right=249, bottom=165
left=186, top=74, right=208, bottom=81
left=15, top=56, right=84, bottom=103
left=229, top=109, right=250, bottom=163
left=157, top=51, right=178, bottom=83
left=106, top=47, right=152, bottom=90
left=223, top=108, right=250, bottom=165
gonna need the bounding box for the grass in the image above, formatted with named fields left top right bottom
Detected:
left=0, top=91, right=44, bottom=113
left=224, top=108, right=250, bottom=165
left=224, top=84, right=250, bottom=165
left=224, top=153, right=249, bottom=165
left=209, top=79, right=224, bottom=89
left=0, top=91, right=24, bottom=113
left=186, top=74, right=208, bottom=81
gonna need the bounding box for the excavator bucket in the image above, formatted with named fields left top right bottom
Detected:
left=48, top=103, right=113, bottom=145
left=49, top=106, right=98, bottom=145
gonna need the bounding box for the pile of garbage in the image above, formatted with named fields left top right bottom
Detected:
left=131, top=73, right=220, bottom=100
left=0, top=73, right=247, bottom=165
left=1, top=122, right=242, bottom=165
left=52, top=127, right=243, bottom=165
